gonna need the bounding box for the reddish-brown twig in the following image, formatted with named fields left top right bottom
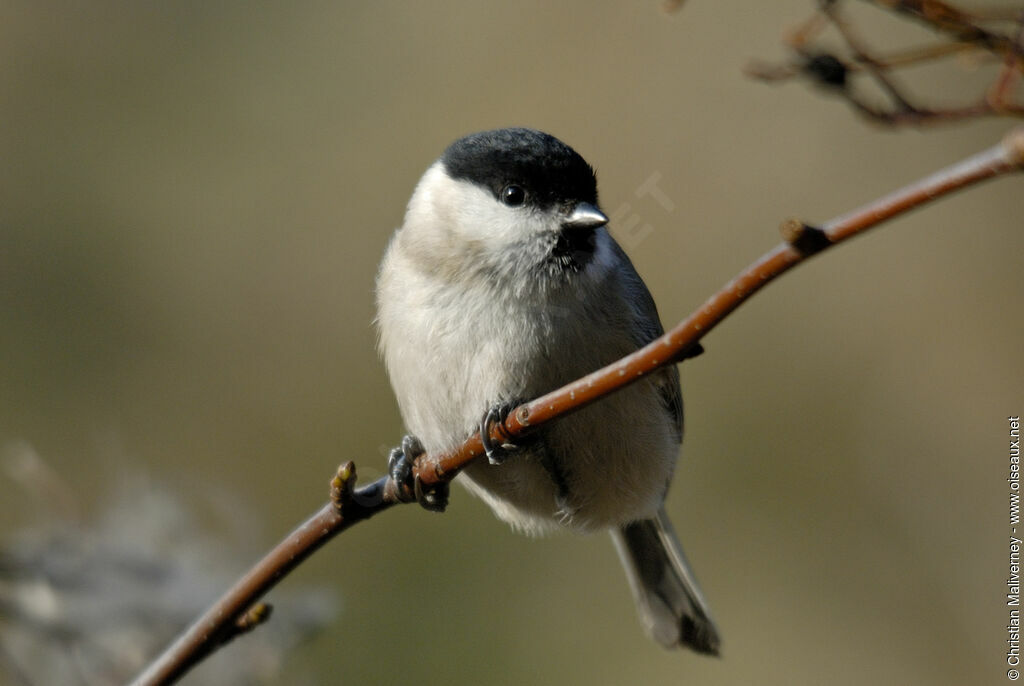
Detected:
left=131, top=128, right=1024, bottom=686
left=866, top=0, right=1019, bottom=53
left=748, top=0, right=1024, bottom=126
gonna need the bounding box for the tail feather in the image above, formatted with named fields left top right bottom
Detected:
left=610, top=507, right=720, bottom=655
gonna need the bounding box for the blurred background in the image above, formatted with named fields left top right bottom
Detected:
left=1, top=2, right=1020, bottom=684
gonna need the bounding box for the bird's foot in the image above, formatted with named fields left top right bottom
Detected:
left=387, top=434, right=449, bottom=512
left=480, top=401, right=523, bottom=465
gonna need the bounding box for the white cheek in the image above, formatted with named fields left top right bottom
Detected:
left=452, top=188, right=549, bottom=245
left=404, top=166, right=554, bottom=258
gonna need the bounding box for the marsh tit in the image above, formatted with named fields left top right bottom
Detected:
left=376, top=128, right=719, bottom=654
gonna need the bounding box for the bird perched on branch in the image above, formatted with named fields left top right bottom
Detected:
left=376, top=127, right=719, bottom=654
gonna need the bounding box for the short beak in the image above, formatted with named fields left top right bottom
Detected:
left=562, top=202, right=609, bottom=231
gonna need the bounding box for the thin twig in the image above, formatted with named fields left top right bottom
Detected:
left=865, top=0, right=1018, bottom=54
left=825, top=2, right=920, bottom=112
left=750, top=0, right=1024, bottom=125
left=988, top=9, right=1024, bottom=113
left=880, top=41, right=985, bottom=67
left=746, top=43, right=995, bottom=81
left=130, top=128, right=1024, bottom=686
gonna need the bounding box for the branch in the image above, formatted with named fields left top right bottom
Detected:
left=130, top=128, right=1024, bottom=686
left=866, top=0, right=1020, bottom=52
left=747, top=0, right=1024, bottom=126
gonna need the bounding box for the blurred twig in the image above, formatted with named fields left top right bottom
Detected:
left=131, top=128, right=1024, bottom=686
left=746, top=0, right=1024, bottom=125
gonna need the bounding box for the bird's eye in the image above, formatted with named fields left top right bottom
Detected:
left=501, top=184, right=526, bottom=207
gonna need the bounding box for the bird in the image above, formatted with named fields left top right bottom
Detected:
left=375, top=127, right=719, bottom=654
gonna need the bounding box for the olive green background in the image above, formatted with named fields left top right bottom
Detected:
left=1, top=2, right=1020, bottom=684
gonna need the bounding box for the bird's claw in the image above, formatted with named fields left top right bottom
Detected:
left=480, top=402, right=521, bottom=465
left=388, top=434, right=449, bottom=512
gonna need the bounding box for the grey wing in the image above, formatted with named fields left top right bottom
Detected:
left=609, top=239, right=683, bottom=440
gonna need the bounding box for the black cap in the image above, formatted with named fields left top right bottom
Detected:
left=441, top=128, right=598, bottom=209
